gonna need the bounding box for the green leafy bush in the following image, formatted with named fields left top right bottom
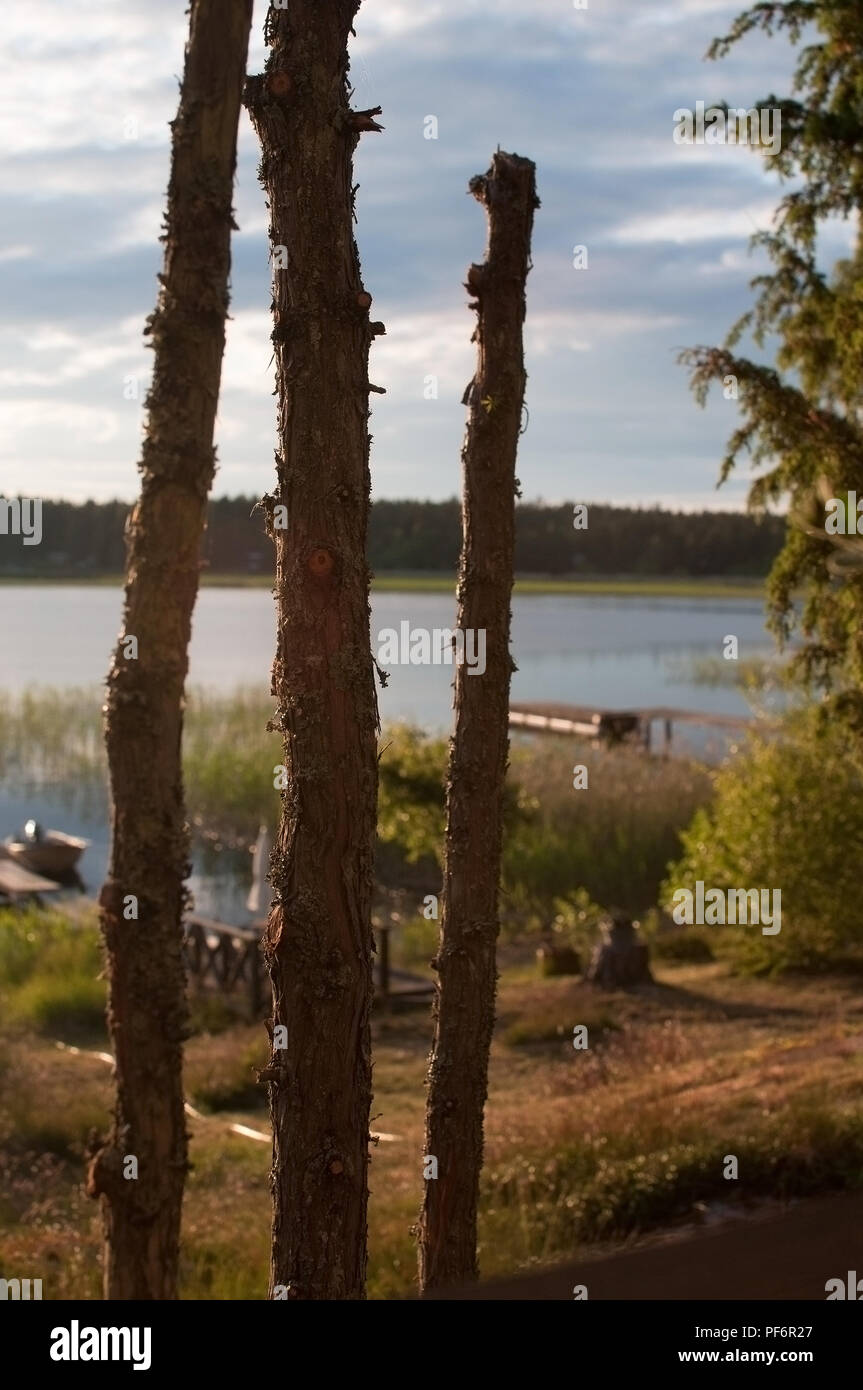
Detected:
left=0, top=907, right=105, bottom=1037
left=376, top=724, right=447, bottom=864
left=546, top=888, right=605, bottom=958
left=663, top=706, right=863, bottom=973
left=7, top=974, right=106, bottom=1037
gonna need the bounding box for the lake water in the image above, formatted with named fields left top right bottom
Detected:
left=1, top=584, right=775, bottom=723
left=0, top=584, right=781, bottom=921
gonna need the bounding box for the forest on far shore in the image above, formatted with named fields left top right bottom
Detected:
left=0, top=496, right=784, bottom=578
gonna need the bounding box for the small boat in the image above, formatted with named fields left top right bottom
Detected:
left=4, top=820, right=89, bottom=877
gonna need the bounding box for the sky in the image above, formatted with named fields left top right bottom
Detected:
left=0, top=0, right=853, bottom=509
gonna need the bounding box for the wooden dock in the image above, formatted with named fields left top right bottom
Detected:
left=509, top=701, right=758, bottom=752
left=0, top=851, right=63, bottom=902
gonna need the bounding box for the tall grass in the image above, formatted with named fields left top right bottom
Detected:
left=505, top=737, right=712, bottom=917
left=482, top=1101, right=863, bottom=1261
left=671, top=654, right=787, bottom=690
left=0, top=688, right=105, bottom=794
left=0, top=686, right=281, bottom=840
left=0, top=688, right=713, bottom=914
left=182, top=688, right=281, bottom=840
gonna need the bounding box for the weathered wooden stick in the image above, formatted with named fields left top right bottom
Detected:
left=92, top=0, right=253, bottom=1300
left=418, top=149, right=539, bottom=1293
left=244, top=0, right=380, bottom=1301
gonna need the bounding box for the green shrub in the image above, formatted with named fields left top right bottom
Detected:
left=0, top=908, right=105, bottom=1036
left=663, top=706, right=863, bottom=974
left=545, top=889, right=605, bottom=958
left=376, top=724, right=448, bottom=864
left=0, top=910, right=47, bottom=987
left=7, top=974, right=106, bottom=1037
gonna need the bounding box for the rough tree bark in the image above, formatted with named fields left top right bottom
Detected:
left=243, top=1, right=382, bottom=1301
left=418, top=150, right=538, bottom=1293
left=89, top=0, right=253, bottom=1300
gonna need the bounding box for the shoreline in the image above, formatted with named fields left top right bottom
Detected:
left=0, top=573, right=766, bottom=599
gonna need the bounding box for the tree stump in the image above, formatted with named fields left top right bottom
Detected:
left=587, top=911, right=651, bottom=988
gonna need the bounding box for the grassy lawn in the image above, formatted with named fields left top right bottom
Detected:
left=0, top=572, right=766, bottom=598
left=2, top=945, right=861, bottom=1299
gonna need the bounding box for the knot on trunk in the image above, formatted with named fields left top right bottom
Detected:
left=86, top=1142, right=125, bottom=1202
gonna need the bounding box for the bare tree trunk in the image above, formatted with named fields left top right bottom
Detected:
left=243, top=1, right=382, bottom=1301
left=88, top=0, right=253, bottom=1300
left=418, top=151, right=538, bottom=1293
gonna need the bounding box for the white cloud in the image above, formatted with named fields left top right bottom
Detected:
left=697, top=247, right=757, bottom=275
left=0, top=2, right=185, bottom=157
left=0, top=0, right=816, bottom=508
left=0, top=398, right=123, bottom=450
left=528, top=310, right=684, bottom=354
left=221, top=312, right=277, bottom=396
left=609, top=200, right=777, bottom=245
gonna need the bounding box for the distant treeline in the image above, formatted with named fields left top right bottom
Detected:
left=0, top=496, right=785, bottom=577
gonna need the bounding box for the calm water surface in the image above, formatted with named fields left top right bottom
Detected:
left=0, top=584, right=780, bottom=921
left=1, top=584, right=774, bottom=721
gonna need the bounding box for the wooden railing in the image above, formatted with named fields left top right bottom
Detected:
left=183, top=916, right=266, bottom=1019
left=183, top=916, right=433, bottom=1019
